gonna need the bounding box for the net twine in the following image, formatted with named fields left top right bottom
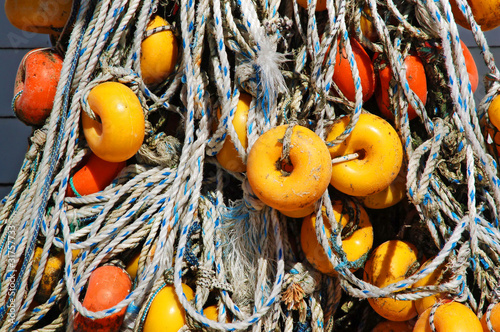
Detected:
left=0, top=0, right=499, bottom=330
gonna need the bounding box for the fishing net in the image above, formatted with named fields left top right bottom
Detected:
left=1, top=0, right=500, bottom=330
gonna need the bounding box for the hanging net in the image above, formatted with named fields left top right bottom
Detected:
left=2, top=0, right=500, bottom=330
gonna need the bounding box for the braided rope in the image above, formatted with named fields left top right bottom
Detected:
left=2, top=0, right=500, bottom=330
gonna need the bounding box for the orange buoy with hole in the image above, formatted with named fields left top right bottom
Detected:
left=82, top=82, right=145, bottom=163
left=413, top=301, right=482, bottom=332
left=301, top=201, right=373, bottom=274
left=360, top=168, right=406, bottom=209
left=141, top=16, right=178, bottom=86
left=450, top=0, right=500, bottom=32
left=74, top=265, right=132, bottom=332
left=375, top=54, right=427, bottom=121
left=67, top=153, right=126, bottom=197
left=13, top=48, right=64, bottom=126
left=5, top=0, right=73, bottom=34
left=326, top=113, right=403, bottom=197
left=363, top=240, right=418, bottom=321
left=332, top=38, right=375, bottom=103
left=215, top=93, right=251, bottom=173
left=247, top=125, right=332, bottom=212
left=143, top=284, right=194, bottom=332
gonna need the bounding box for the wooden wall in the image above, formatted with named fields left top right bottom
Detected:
left=1, top=8, right=499, bottom=199
left=0, top=10, right=50, bottom=199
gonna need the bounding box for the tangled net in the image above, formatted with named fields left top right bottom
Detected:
left=1, top=0, right=500, bottom=330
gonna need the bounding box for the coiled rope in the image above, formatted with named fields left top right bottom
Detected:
left=1, top=0, right=500, bottom=330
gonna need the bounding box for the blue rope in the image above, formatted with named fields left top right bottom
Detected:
left=184, top=221, right=201, bottom=267
left=0, top=4, right=92, bottom=321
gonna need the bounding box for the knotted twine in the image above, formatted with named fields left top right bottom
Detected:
left=0, top=0, right=499, bottom=331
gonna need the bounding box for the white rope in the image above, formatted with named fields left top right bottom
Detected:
left=2, top=0, right=500, bottom=330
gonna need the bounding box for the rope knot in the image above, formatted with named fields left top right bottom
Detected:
left=195, top=266, right=234, bottom=293
left=282, top=263, right=320, bottom=311
left=26, top=128, right=47, bottom=160
left=163, top=268, right=175, bottom=285
left=264, top=17, right=293, bottom=36
left=137, top=132, right=181, bottom=168
left=278, top=123, right=296, bottom=176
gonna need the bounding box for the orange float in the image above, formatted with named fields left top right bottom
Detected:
left=13, top=48, right=64, bottom=126
left=459, top=40, right=479, bottom=93
left=246, top=125, right=332, bottom=212
left=301, top=201, right=373, bottom=274
left=125, top=244, right=156, bottom=280
left=450, top=0, right=500, bottom=32
left=67, top=153, right=126, bottom=197
left=485, top=95, right=500, bottom=158
left=363, top=240, right=418, bottom=321
left=82, top=82, right=145, bottom=163
left=359, top=6, right=378, bottom=43
left=375, top=54, right=427, bottom=121
left=279, top=204, right=316, bottom=219
left=413, top=301, right=482, bottom=332
left=203, top=305, right=219, bottom=321
left=484, top=125, right=500, bottom=159
left=488, top=95, right=500, bottom=130
left=143, top=284, right=194, bottom=332
left=332, top=38, right=375, bottom=103
left=203, top=305, right=230, bottom=322
left=423, top=40, right=478, bottom=93
left=412, top=258, right=446, bottom=315
left=215, top=93, right=252, bottom=173
left=360, top=169, right=406, bottom=209
left=481, top=303, right=500, bottom=332
left=74, top=265, right=132, bottom=332
left=141, top=16, right=178, bottom=86
left=29, top=247, right=64, bottom=303
left=326, top=113, right=403, bottom=197
left=4, top=0, right=73, bottom=34
left=296, top=0, right=327, bottom=11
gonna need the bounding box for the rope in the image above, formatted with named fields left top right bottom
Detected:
left=1, top=0, right=500, bottom=330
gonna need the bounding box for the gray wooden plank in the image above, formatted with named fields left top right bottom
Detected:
left=0, top=186, right=13, bottom=201
left=0, top=49, right=30, bottom=118
left=0, top=119, right=32, bottom=183
left=0, top=7, right=51, bottom=48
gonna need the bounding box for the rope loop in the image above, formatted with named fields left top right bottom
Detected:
left=3, top=0, right=500, bottom=329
